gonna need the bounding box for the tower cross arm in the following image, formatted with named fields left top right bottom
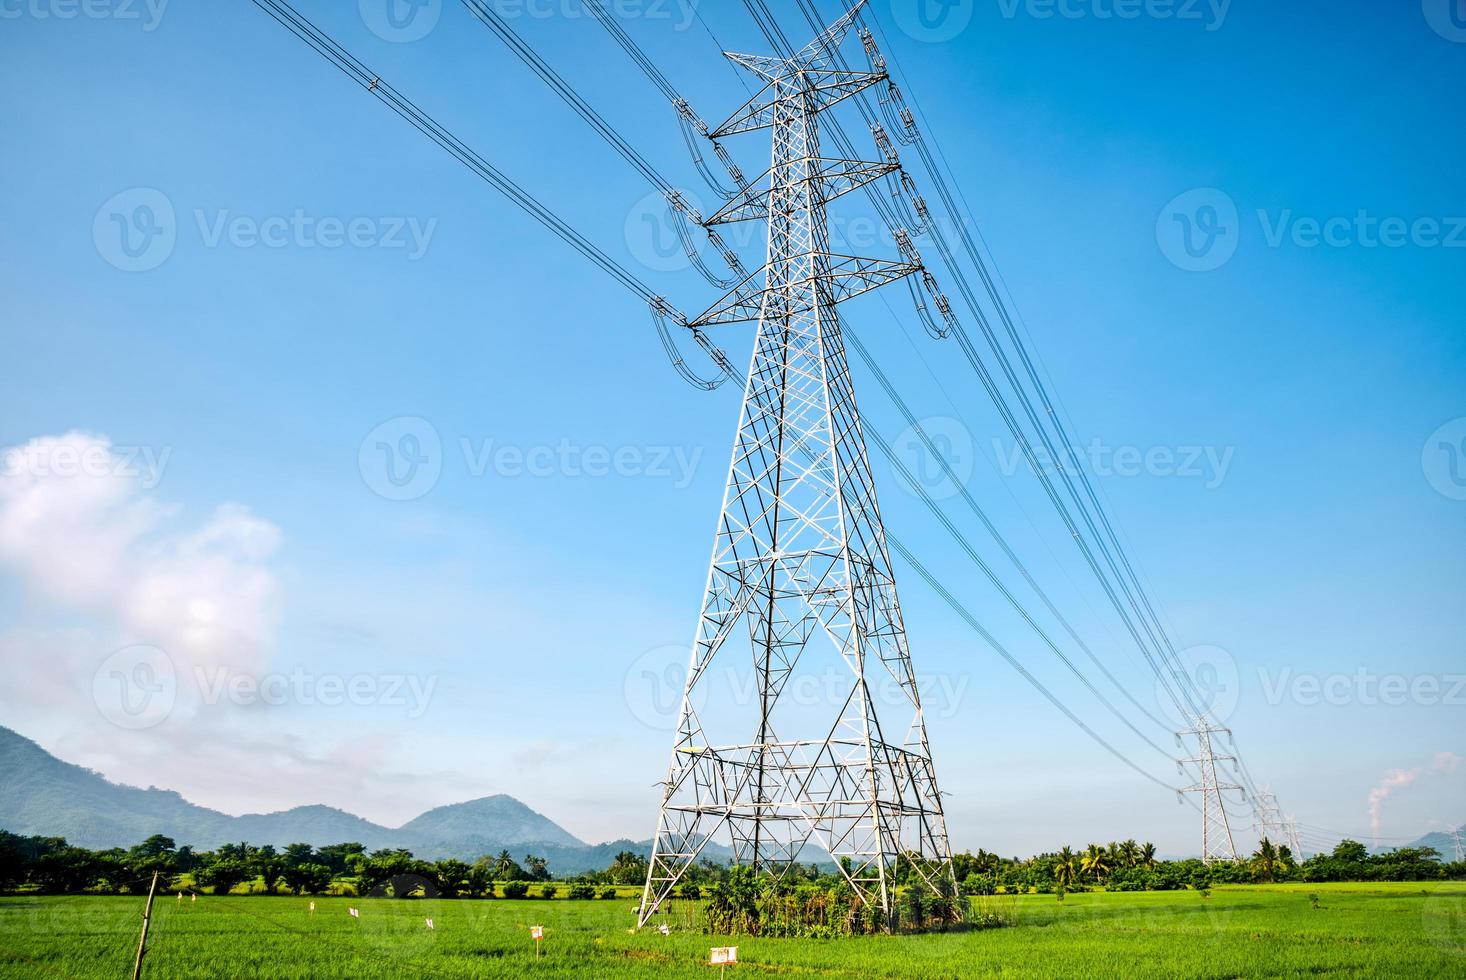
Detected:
left=710, top=70, right=888, bottom=138
left=705, top=158, right=900, bottom=226
left=688, top=253, right=920, bottom=328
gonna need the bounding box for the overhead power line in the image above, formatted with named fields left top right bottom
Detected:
left=246, top=0, right=735, bottom=390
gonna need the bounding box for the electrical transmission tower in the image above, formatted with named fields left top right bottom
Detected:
left=1285, top=816, right=1303, bottom=859
left=1253, top=790, right=1285, bottom=847
left=638, top=4, right=955, bottom=928
left=1178, top=722, right=1243, bottom=863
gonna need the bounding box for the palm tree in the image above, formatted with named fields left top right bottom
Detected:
left=1139, top=842, right=1158, bottom=869
left=1117, top=840, right=1140, bottom=869
left=1053, top=847, right=1077, bottom=890
left=1080, top=844, right=1110, bottom=884
left=1252, top=838, right=1278, bottom=883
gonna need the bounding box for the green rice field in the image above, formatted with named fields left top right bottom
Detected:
left=1, top=882, right=1462, bottom=978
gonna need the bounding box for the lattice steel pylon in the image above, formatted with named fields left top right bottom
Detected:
left=637, top=3, right=955, bottom=928
left=1253, top=789, right=1285, bottom=848
left=1178, top=722, right=1243, bottom=864
left=1285, top=816, right=1303, bottom=859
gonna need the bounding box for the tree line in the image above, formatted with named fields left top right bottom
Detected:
left=951, top=838, right=1462, bottom=896
left=1, top=829, right=1458, bottom=899
left=0, top=831, right=653, bottom=898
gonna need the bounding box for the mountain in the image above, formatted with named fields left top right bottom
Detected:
left=0, top=725, right=629, bottom=871
left=401, top=795, right=584, bottom=853
left=1406, top=826, right=1464, bottom=858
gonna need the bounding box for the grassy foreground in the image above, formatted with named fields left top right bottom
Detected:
left=1, top=882, right=1462, bottom=978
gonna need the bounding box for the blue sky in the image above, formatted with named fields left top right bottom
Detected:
left=0, top=0, right=1462, bottom=858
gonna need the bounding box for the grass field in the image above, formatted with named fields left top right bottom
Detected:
left=1, top=882, right=1462, bottom=978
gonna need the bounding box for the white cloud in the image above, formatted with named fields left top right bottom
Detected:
left=0, top=432, right=280, bottom=667
left=0, top=432, right=491, bottom=827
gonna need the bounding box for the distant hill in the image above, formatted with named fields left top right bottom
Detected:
left=0, top=725, right=657, bottom=872
left=1406, top=826, right=1464, bottom=858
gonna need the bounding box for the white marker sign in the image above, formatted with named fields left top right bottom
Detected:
left=710, top=946, right=738, bottom=965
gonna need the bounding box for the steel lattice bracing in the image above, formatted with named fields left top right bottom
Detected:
left=1179, top=723, right=1242, bottom=864
left=638, top=5, right=955, bottom=929
left=1253, top=790, right=1285, bottom=849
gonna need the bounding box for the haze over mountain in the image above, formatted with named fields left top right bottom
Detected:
left=0, top=725, right=659, bottom=872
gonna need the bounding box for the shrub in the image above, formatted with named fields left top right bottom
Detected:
left=599, top=887, right=618, bottom=900
left=679, top=883, right=702, bottom=900
left=539, top=884, right=558, bottom=900
left=502, top=880, right=530, bottom=899
left=567, top=883, right=596, bottom=900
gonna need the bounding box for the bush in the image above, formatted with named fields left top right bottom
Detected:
left=567, top=883, right=596, bottom=900
left=679, top=883, right=702, bottom=900
left=599, top=887, right=618, bottom=900
left=540, top=884, right=558, bottom=900
left=502, top=880, right=530, bottom=899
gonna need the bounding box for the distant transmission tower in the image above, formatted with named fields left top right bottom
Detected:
left=1178, top=722, right=1243, bottom=863
left=639, top=4, right=955, bottom=927
left=1285, top=816, right=1303, bottom=859
left=1253, top=789, right=1285, bottom=847
left=1452, top=826, right=1463, bottom=863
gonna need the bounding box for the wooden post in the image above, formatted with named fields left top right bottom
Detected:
left=131, top=871, right=160, bottom=980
